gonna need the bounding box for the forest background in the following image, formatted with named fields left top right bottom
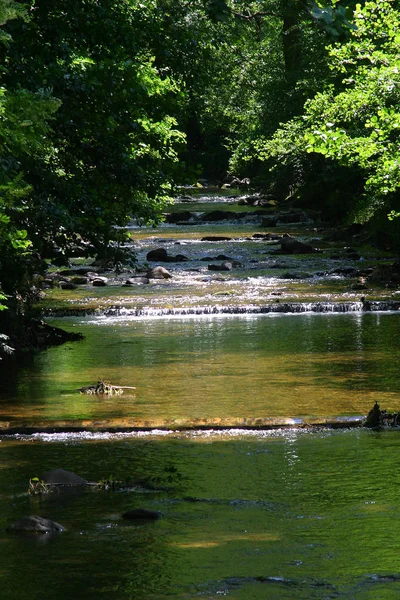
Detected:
left=1, top=0, right=400, bottom=354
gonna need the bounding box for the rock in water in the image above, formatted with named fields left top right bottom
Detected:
left=364, top=402, right=383, bottom=428
left=8, top=516, right=65, bottom=534
left=146, top=266, right=172, bottom=279
left=42, top=469, right=88, bottom=486
left=122, top=508, right=163, bottom=520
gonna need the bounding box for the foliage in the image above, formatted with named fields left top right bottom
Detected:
left=3, top=1, right=186, bottom=261
left=28, top=477, right=51, bottom=495
left=235, top=0, right=400, bottom=230
left=0, top=4, right=60, bottom=320
left=303, top=0, right=400, bottom=221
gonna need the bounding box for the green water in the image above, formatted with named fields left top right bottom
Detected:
left=2, top=312, right=400, bottom=425
left=2, top=311, right=400, bottom=598
left=1, top=428, right=400, bottom=599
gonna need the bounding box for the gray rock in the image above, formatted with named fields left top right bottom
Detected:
left=42, top=469, right=88, bottom=486
left=146, top=266, right=172, bottom=279
left=8, top=516, right=65, bottom=534
left=280, top=235, right=315, bottom=254
left=92, top=277, right=108, bottom=286
left=208, top=262, right=233, bottom=272
left=164, top=211, right=194, bottom=223
left=147, top=248, right=169, bottom=261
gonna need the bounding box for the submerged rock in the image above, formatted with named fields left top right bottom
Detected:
left=125, top=277, right=150, bottom=285
left=122, top=508, right=163, bottom=520
left=8, top=516, right=65, bottom=534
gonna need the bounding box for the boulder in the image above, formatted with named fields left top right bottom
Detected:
left=42, top=469, right=88, bottom=486
left=122, top=508, right=163, bottom=520
left=164, top=211, right=194, bottom=223
left=208, top=262, right=233, bottom=272
left=146, top=248, right=169, bottom=262
left=146, top=248, right=188, bottom=263
left=280, top=235, right=315, bottom=254
left=92, top=277, right=108, bottom=286
left=173, top=254, right=189, bottom=262
left=8, top=516, right=65, bottom=534
left=146, top=266, right=173, bottom=279
left=200, top=254, right=231, bottom=262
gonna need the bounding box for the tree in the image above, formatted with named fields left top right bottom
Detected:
left=304, top=0, right=400, bottom=223
left=3, top=0, right=185, bottom=262
left=0, top=1, right=61, bottom=356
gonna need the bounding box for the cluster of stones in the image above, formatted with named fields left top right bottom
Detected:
left=7, top=469, right=162, bottom=536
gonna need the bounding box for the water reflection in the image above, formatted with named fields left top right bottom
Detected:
left=1, top=312, right=400, bottom=427
left=1, top=429, right=400, bottom=598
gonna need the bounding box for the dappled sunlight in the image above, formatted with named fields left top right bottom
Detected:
left=170, top=532, right=281, bottom=549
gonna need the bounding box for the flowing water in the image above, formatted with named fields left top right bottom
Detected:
left=2, top=193, right=400, bottom=599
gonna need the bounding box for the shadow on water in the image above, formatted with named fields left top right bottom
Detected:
left=2, top=305, right=400, bottom=597
left=1, top=428, right=400, bottom=599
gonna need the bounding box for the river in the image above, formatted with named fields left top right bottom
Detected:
left=1, top=192, right=400, bottom=598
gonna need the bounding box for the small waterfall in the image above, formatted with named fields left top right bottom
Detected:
left=44, top=300, right=400, bottom=318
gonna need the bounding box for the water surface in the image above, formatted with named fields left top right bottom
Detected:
left=1, top=312, right=400, bottom=427
left=1, top=428, right=400, bottom=599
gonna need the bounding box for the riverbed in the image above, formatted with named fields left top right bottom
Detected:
left=1, top=192, right=400, bottom=599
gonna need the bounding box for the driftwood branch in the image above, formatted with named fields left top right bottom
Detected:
left=78, top=380, right=136, bottom=396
